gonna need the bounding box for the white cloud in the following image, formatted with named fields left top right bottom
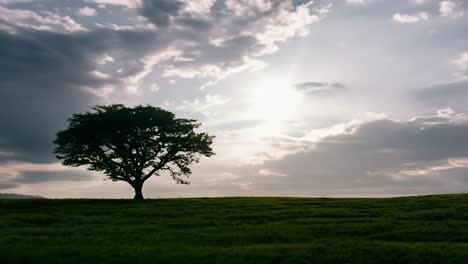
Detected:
left=133, top=0, right=329, bottom=90
left=0, top=6, right=87, bottom=33
left=376, top=157, right=468, bottom=179
left=173, top=93, right=231, bottom=115
left=392, top=12, right=429, bottom=23
left=161, top=56, right=268, bottom=90
left=78, top=7, right=97, bottom=16
left=96, top=54, right=115, bottom=65
left=346, top=0, right=368, bottom=4
left=452, top=52, right=468, bottom=79
left=258, top=168, right=288, bottom=177
left=239, top=181, right=254, bottom=190
left=149, top=83, right=160, bottom=92
left=118, top=48, right=183, bottom=92
left=226, top=0, right=274, bottom=16
left=252, top=1, right=328, bottom=56
left=182, top=0, right=215, bottom=15
left=84, top=0, right=141, bottom=8
left=440, top=0, right=464, bottom=18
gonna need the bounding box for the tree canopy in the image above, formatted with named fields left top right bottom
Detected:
left=53, top=104, right=215, bottom=199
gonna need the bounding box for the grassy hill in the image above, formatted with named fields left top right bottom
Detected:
left=1, top=194, right=468, bottom=263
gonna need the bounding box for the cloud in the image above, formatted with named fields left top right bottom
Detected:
left=55, top=0, right=331, bottom=93
left=392, top=12, right=429, bottom=23
left=138, top=0, right=183, bottom=27
left=0, top=0, right=36, bottom=4
left=0, top=161, right=98, bottom=190
left=84, top=0, right=141, bottom=8
left=0, top=168, right=95, bottom=190
left=0, top=181, right=17, bottom=190
left=414, top=52, right=468, bottom=110
left=440, top=0, right=464, bottom=18
left=294, top=82, right=345, bottom=94
left=134, top=0, right=330, bottom=87
left=452, top=52, right=468, bottom=79
left=414, top=80, right=468, bottom=110
left=346, top=0, right=368, bottom=4
left=0, top=6, right=87, bottom=33
left=172, top=93, right=232, bottom=116
left=0, top=30, right=102, bottom=163
left=149, top=83, right=160, bottom=92
left=0, top=26, right=163, bottom=163
left=78, top=7, right=98, bottom=16
left=257, top=168, right=287, bottom=177
left=96, top=54, right=114, bottom=65
left=14, top=170, right=96, bottom=183
left=251, top=110, right=468, bottom=194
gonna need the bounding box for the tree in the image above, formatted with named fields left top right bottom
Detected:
left=53, top=104, right=215, bottom=199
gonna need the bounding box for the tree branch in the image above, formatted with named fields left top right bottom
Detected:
left=142, top=149, right=177, bottom=181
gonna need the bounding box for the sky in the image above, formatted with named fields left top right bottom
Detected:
left=1, top=0, right=468, bottom=198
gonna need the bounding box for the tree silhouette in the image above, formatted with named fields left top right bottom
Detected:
left=53, top=104, right=215, bottom=199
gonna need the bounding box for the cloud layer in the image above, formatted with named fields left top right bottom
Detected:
left=251, top=110, right=468, bottom=195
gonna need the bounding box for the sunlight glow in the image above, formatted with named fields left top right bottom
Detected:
left=245, top=78, right=303, bottom=132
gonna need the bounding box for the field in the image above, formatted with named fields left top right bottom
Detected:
left=1, top=194, right=468, bottom=263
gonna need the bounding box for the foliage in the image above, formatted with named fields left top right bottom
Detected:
left=53, top=105, right=215, bottom=199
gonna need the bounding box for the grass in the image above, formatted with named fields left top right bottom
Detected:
left=1, top=194, right=468, bottom=263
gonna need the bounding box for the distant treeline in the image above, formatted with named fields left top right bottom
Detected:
left=0, top=193, right=44, bottom=199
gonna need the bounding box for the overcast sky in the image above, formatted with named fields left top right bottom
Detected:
left=1, top=0, right=468, bottom=198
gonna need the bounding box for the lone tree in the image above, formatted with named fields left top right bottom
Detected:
left=53, top=104, right=215, bottom=199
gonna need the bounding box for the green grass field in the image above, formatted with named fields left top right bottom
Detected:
left=1, top=194, right=468, bottom=263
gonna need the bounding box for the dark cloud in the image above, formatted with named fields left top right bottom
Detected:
left=294, top=82, right=345, bottom=94
left=0, top=193, right=42, bottom=198
left=0, top=30, right=102, bottom=163
left=139, top=0, right=184, bottom=27
left=253, top=112, right=468, bottom=193
left=134, top=0, right=328, bottom=82
left=14, top=170, right=96, bottom=183
left=0, top=27, right=163, bottom=164
left=0, top=182, right=17, bottom=190
left=414, top=81, right=468, bottom=111
left=176, top=14, right=213, bottom=31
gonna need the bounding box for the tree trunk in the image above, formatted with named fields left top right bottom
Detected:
left=133, top=181, right=144, bottom=200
